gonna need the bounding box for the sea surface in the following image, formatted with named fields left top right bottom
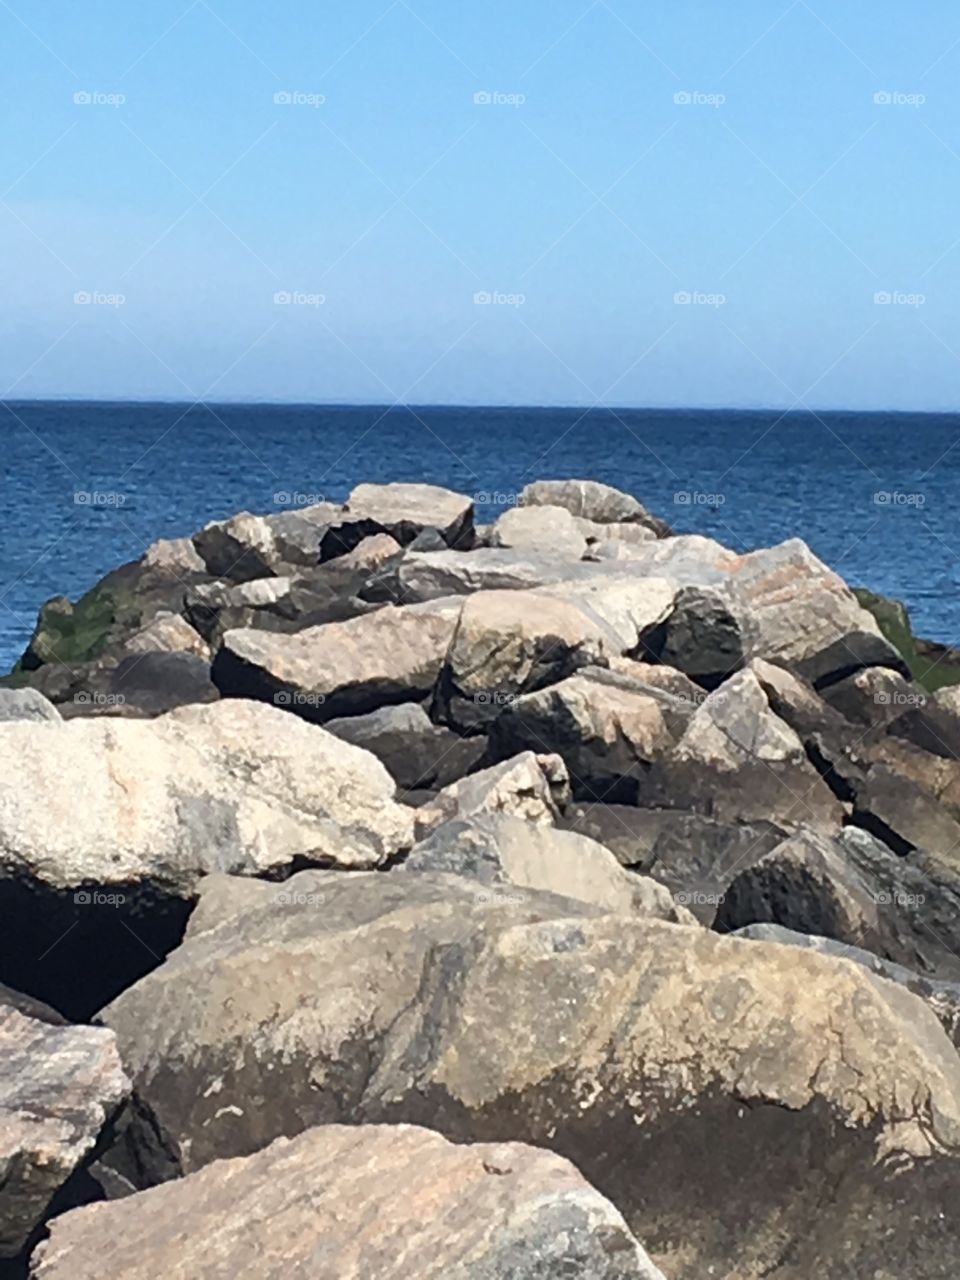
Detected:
left=2, top=400, right=959, bottom=672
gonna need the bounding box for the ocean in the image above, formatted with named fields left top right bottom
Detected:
left=2, top=400, right=958, bottom=672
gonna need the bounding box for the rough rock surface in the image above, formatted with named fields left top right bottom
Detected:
left=192, top=512, right=283, bottom=582
left=0, top=1002, right=129, bottom=1259
left=489, top=504, right=589, bottom=558
left=734, top=923, right=960, bottom=1048
left=213, top=600, right=461, bottom=722
left=490, top=669, right=689, bottom=803
left=31, top=1125, right=666, bottom=1280
left=643, top=668, right=845, bottom=830
left=0, top=689, right=60, bottom=723
left=561, top=804, right=786, bottom=923
left=404, top=814, right=695, bottom=922
left=519, top=479, right=670, bottom=537
left=97, top=870, right=601, bottom=1179
left=437, top=590, right=615, bottom=732
left=413, top=752, right=570, bottom=837
left=0, top=699, right=412, bottom=895
left=362, top=915, right=960, bottom=1279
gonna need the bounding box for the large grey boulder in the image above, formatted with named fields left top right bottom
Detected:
left=717, top=824, right=960, bottom=985
left=0, top=699, right=412, bottom=894
left=0, top=700, right=414, bottom=1017
left=642, top=668, right=845, bottom=831
left=490, top=669, right=691, bottom=803
left=0, top=1001, right=129, bottom=1259
left=489, top=504, right=588, bottom=558
left=213, top=599, right=462, bottom=722
left=362, top=914, right=960, bottom=1279
left=519, top=478, right=670, bottom=537
left=31, top=1125, right=666, bottom=1280
left=322, top=482, right=474, bottom=559
left=560, top=804, right=787, bottom=924
left=192, top=512, right=283, bottom=582
left=404, top=814, right=696, bottom=923
left=437, top=590, right=615, bottom=732
left=96, top=870, right=601, bottom=1180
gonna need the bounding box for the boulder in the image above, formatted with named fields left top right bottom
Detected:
left=717, top=825, right=960, bottom=985
left=414, top=752, right=570, bottom=838
left=96, top=870, right=600, bottom=1179
left=650, top=585, right=754, bottom=686
left=336, top=531, right=403, bottom=570
left=397, top=548, right=595, bottom=602
left=404, top=814, right=696, bottom=923
left=325, top=703, right=486, bottom=793
left=643, top=669, right=845, bottom=831
left=31, top=1125, right=665, bottom=1280
left=139, top=536, right=206, bottom=583
left=489, top=670, right=691, bottom=804
left=60, top=651, right=220, bottom=719
left=724, top=539, right=907, bottom=686
left=362, top=914, right=960, bottom=1279
left=489, top=505, right=588, bottom=558
left=265, top=502, right=342, bottom=566
left=322, top=482, right=474, bottom=559
left=437, top=590, right=615, bottom=732
left=519, top=479, right=670, bottom=537
left=0, top=1001, right=129, bottom=1259
left=0, top=700, right=414, bottom=1016
left=0, top=689, right=60, bottom=723
left=212, top=599, right=462, bottom=722
left=122, top=613, right=210, bottom=660
left=560, top=804, right=787, bottom=924
left=537, top=576, right=677, bottom=652
left=192, top=512, right=282, bottom=582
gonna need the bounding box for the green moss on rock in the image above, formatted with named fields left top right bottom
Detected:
left=855, top=587, right=960, bottom=693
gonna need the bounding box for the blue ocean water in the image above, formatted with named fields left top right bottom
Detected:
left=2, top=400, right=959, bottom=672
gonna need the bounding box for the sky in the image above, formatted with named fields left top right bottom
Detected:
left=3, top=0, right=960, bottom=409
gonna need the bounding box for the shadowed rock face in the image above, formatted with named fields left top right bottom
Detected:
left=30, top=1125, right=667, bottom=1280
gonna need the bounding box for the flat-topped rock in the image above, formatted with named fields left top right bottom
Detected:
left=213, top=598, right=462, bottom=722
left=489, top=504, right=589, bottom=558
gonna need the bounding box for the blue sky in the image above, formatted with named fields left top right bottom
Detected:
left=3, top=0, right=960, bottom=408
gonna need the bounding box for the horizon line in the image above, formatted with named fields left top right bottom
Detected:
left=2, top=396, right=960, bottom=418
